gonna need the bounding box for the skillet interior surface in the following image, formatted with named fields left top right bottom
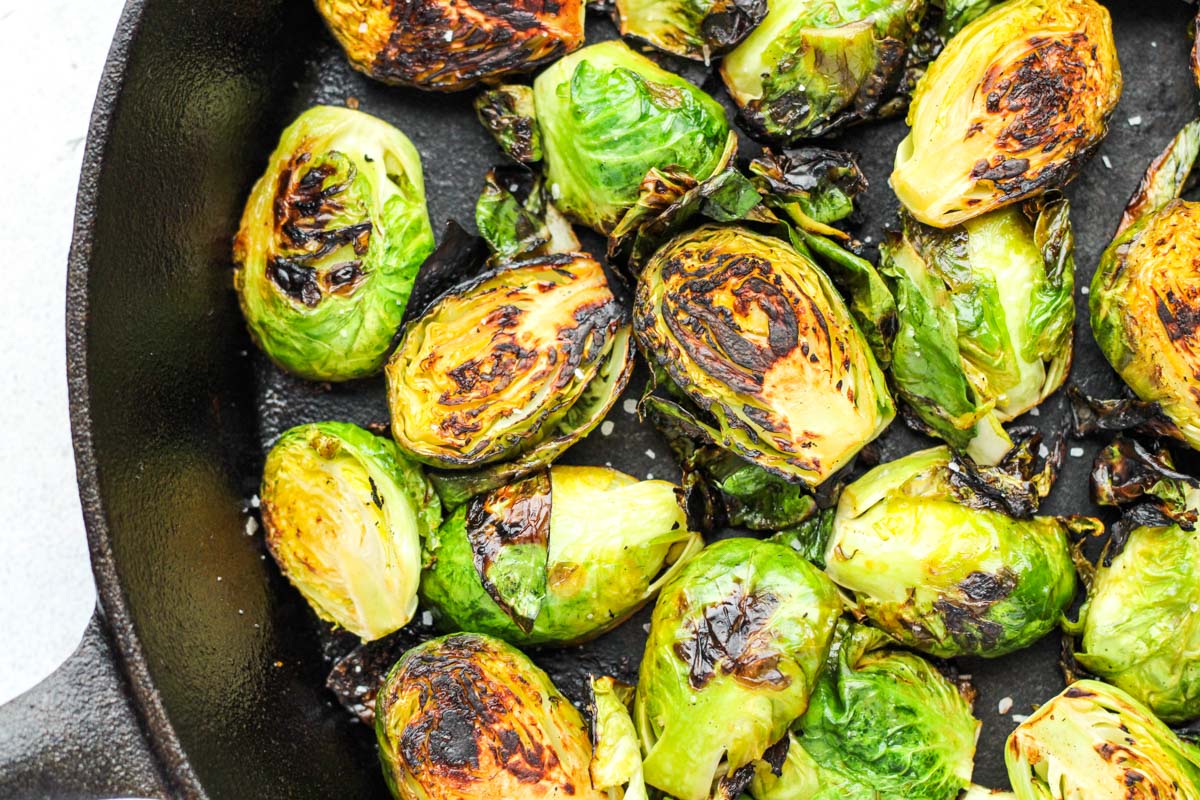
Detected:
left=72, top=0, right=1200, bottom=796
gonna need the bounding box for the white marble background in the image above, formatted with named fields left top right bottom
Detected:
left=0, top=0, right=127, bottom=706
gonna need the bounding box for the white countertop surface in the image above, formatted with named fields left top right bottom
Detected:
left=0, top=0, right=127, bottom=706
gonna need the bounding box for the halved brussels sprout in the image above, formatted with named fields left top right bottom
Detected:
left=634, top=224, right=895, bottom=489
left=420, top=465, right=703, bottom=646
left=385, top=253, right=631, bottom=476
left=614, top=0, right=766, bottom=61
left=892, top=0, right=1120, bottom=227
left=234, top=106, right=436, bottom=381
left=635, top=538, right=842, bottom=800
left=881, top=199, right=1075, bottom=463
left=1006, top=681, right=1200, bottom=799
left=530, top=40, right=734, bottom=233
left=314, top=0, right=584, bottom=91
left=590, top=677, right=649, bottom=800
left=376, top=633, right=605, bottom=800
left=751, top=624, right=979, bottom=800
left=1067, top=438, right=1200, bottom=723
left=720, top=0, right=926, bottom=142
left=824, top=442, right=1090, bottom=658
left=260, top=422, right=441, bottom=641
left=1092, top=120, right=1200, bottom=450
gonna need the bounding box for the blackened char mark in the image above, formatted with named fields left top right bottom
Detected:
left=930, top=569, right=1017, bottom=652
left=673, top=586, right=789, bottom=690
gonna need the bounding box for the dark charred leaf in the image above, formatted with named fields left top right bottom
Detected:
left=1067, top=386, right=1180, bottom=440
left=465, top=471, right=552, bottom=633
left=474, top=85, right=542, bottom=163
left=326, top=617, right=442, bottom=725
left=749, top=147, right=868, bottom=228
left=944, top=429, right=1062, bottom=519
left=399, top=220, right=489, bottom=331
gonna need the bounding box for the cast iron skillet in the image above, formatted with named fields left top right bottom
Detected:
left=0, top=0, right=1196, bottom=797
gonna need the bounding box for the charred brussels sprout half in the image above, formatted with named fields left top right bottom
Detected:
left=635, top=224, right=894, bottom=489
left=635, top=538, right=841, bottom=800
left=385, top=253, right=631, bottom=477
left=1092, top=120, right=1200, bottom=450
left=260, top=422, right=441, bottom=641
left=614, top=0, right=766, bottom=61
left=824, top=444, right=1087, bottom=658
left=881, top=199, right=1075, bottom=463
left=532, top=41, right=733, bottom=233
left=376, top=633, right=605, bottom=800
left=314, top=0, right=584, bottom=92
left=1067, top=439, right=1200, bottom=723
left=721, top=0, right=926, bottom=142
left=751, top=624, right=979, bottom=800
left=234, top=106, right=435, bottom=381
left=1006, top=681, right=1200, bottom=800
left=420, top=465, right=703, bottom=646
left=892, top=0, right=1120, bottom=227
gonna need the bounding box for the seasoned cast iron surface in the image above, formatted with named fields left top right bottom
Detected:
left=77, top=0, right=1200, bottom=797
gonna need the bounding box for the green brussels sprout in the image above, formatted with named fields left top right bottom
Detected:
left=385, top=253, right=632, bottom=483
left=376, top=633, right=605, bottom=800
left=420, top=465, right=703, bottom=646
left=1006, top=680, right=1200, bottom=800
left=233, top=106, right=435, bottom=381
left=892, top=0, right=1120, bottom=227
left=635, top=538, right=842, bottom=800
left=751, top=624, right=979, bottom=800
left=880, top=199, right=1075, bottom=464
left=509, top=40, right=733, bottom=234
left=634, top=224, right=895, bottom=489
left=1091, top=120, right=1200, bottom=451
left=1066, top=438, right=1200, bottom=723
left=823, top=442, right=1091, bottom=658
left=720, top=0, right=926, bottom=142
left=260, top=422, right=441, bottom=641
left=314, top=0, right=584, bottom=92
left=614, top=0, right=766, bottom=61
left=590, top=677, right=649, bottom=800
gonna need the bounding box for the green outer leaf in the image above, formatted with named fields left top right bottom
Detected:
left=635, top=538, right=841, bottom=800
left=428, top=325, right=634, bottom=507
left=752, top=623, right=978, bottom=800
left=475, top=168, right=579, bottom=262
left=534, top=40, right=731, bottom=233
left=1075, top=524, right=1200, bottom=723
left=590, top=676, right=649, bottom=800
left=261, top=421, right=441, bottom=642
left=234, top=106, right=435, bottom=381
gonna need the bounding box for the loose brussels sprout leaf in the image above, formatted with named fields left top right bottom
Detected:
left=590, top=677, right=649, bottom=800
left=386, top=253, right=627, bottom=470
left=425, top=325, right=634, bottom=507
left=749, top=147, right=869, bottom=233
left=635, top=538, right=842, bottom=800
left=533, top=40, right=733, bottom=233
left=614, top=0, right=766, bottom=61
left=892, top=0, right=1120, bottom=227
left=475, top=167, right=580, bottom=263
left=634, top=224, right=895, bottom=489
left=825, top=445, right=1088, bottom=658
left=421, top=465, right=703, bottom=646
left=474, top=85, right=542, bottom=163
left=1092, top=121, right=1200, bottom=451
left=881, top=200, right=1075, bottom=463
left=1073, top=524, right=1200, bottom=724
left=1089, top=437, right=1200, bottom=530
left=935, top=0, right=1004, bottom=39
left=1006, top=681, right=1200, bottom=799
left=261, top=422, right=441, bottom=642
left=233, top=106, right=436, bottom=381
left=376, top=633, right=605, bottom=800
left=315, top=0, right=585, bottom=91
left=1066, top=386, right=1181, bottom=442
left=751, top=623, right=979, bottom=800
left=720, top=0, right=926, bottom=142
